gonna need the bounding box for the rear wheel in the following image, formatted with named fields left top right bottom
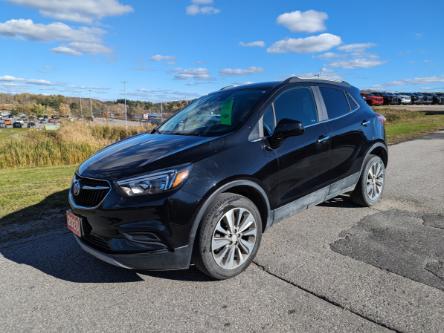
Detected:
left=351, top=155, right=385, bottom=207
left=194, top=193, right=262, bottom=280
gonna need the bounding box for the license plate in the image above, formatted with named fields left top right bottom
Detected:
left=66, top=210, right=83, bottom=237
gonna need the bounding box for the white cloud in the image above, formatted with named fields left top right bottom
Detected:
left=329, top=56, right=384, bottom=69
left=0, top=74, right=54, bottom=86
left=316, top=52, right=340, bottom=59
left=174, top=68, right=211, bottom=80
left=52, top=46, right=81, bottom=56
left=338, top=43, right=375, bottom=54
left=186, top=0, right=220, bottom=15
left=277, top=10, right=328, bottom=33
left=296, top=67, right=342, bottom=81
left=239, top=40, right=265, bottom=48
left=220, top=66, right=264, bottom=76
left=8, top=0, right=133, bottom=24
left=0, top=19, right=110, bottom=55
left=192, top=0, right=213, bottom=4
left=384, top=76, right=444, bottom=87
left=267, top=33, right=341, bottom=54
left=151, top=54, right=176, bottom=63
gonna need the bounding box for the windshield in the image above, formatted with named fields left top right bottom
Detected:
left=157, top=89, right=268, bottom=136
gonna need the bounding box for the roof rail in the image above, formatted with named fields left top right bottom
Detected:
left=219, top=85, right=237, bottom=91
left=283, top=76, right=352, bottom=87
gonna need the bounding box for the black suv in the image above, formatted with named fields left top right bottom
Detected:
left=68, top=77, right=388, bottom=279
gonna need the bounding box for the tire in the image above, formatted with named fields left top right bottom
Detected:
left=194, top=192, right=262, bottom=280
left=351, top=154, right=385, bottom=207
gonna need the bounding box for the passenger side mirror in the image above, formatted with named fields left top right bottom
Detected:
left=272, top=119, right=304, bottom=142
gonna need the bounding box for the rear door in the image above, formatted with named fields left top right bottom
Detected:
left=318, top=85, right=368, bottom=181
left=262, top=86, right=332, bottom=206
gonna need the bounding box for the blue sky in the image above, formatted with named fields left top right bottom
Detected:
left=0, top=0, right=443, bottom=101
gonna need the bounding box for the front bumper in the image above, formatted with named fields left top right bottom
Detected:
left=68, top=177, right=203, bottom=271
left=75, top=236, right=192, bottom=270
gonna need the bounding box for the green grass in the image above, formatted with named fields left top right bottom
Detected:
left=377, top=109, right=444, bottom=144
left=0, top=128, right=28, bottom=140
left=0, top=165, right=75, bottom=225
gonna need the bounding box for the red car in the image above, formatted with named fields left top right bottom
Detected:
left=361, top=93, right=384, bottom=106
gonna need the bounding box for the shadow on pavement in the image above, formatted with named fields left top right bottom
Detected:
left=1, top=191, right=209, bottom=284
left=319, top=195, right=359, bottom=208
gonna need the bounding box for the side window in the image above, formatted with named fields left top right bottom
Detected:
left=346, top=93, right=359, bottom=111
left=273, top=88, right=318, bottom=126
left=320, top=86, right=351, bottom=118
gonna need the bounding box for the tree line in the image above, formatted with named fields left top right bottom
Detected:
left=0, top=93, right=191, bottom=120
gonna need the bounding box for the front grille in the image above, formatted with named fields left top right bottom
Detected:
left=71, top=175, right=110, bottom=208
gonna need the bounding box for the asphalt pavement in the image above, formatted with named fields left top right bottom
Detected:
left=1, top=131, right=443, bottom=332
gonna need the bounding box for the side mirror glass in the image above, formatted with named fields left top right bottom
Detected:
left=272, top=118, right=304, bottom=142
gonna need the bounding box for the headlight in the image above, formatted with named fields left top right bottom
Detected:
left=116, top=166, right=191, bottom=196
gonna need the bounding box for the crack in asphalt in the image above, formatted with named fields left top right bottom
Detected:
left=253, top=261, right=402, bottom=333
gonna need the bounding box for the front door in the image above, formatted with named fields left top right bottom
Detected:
left=262, top=86, right=332, bottom=207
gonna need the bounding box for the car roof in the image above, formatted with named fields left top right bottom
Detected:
left=220, top=77, right=354, bottom=93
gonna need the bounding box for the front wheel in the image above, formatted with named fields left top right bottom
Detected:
left=351, top=155, right=385, bottom=207
left=194, top=193, right=262, bottom=280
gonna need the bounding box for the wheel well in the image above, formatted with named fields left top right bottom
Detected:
left=370, top=145, right=388, bottom=167
left=223, top=185, right=269, bottom=232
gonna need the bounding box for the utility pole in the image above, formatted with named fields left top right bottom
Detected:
left=89, top=89, right=93, bottom=120
left=122, top=81, right=128, bottom=130
left=79, top=96, right=83, bottom=119
left=160, top=102, right=163, bottom=122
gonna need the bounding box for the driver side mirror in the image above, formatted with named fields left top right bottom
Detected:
left=272, top=118, right=304, bottom=141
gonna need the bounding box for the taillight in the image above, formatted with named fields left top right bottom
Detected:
left=376, top=113, right=386, bottom=124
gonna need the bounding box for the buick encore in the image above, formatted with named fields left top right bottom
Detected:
left=67, top=77, right=388, bottom=279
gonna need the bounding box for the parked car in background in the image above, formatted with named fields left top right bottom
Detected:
left=385, top=92, right=401, bottom=105
left=361, top=92, right=384, bottom=106
left=398, top=94, right=412, bottom=104
left=0, top=120, right=5, bottom=128
left=27, top=122, right=36, bottom=128
left=433, top=93, right=444, bottom=104
left=411, top=93, right=423, bottom=104
left=4, top=119, right=12, bottom=127
left=419, top=93, right=433, bottom=104
left=422, top=93, right=440, bottom=105
left=372, top=92, right=400, bottom=105
left=13, top=122, right=22, bottom=128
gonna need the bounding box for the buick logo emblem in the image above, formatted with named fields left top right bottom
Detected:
left=72, top=180, right=81, bottom=196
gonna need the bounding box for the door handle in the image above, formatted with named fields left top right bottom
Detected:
left=317, top=135, right=330, bottom=144
left=361, top=120, right=370, bottom=127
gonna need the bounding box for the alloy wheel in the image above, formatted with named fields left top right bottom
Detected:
left=211, top=208, right=257, bottom=270
left=366, top=160, right=385, bottom=201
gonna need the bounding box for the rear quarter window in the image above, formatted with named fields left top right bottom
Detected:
left=320, top=86, right=351, bottom=119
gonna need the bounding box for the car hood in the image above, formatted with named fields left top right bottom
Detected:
left=78, top=133, right=220, bottom=180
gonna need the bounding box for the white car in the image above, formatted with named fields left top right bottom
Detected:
left=398, top=95, right=412, bottom=104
